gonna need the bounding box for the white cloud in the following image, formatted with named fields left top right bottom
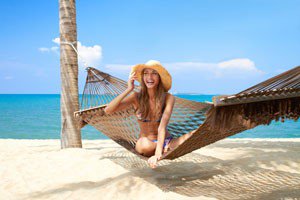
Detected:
left=38, top=47, right=50, bottom=52
left=4, top=76, right=13, bottom=80
left=38, top=46, right=59, bottom=53
left=218, top=58, right=257, bottom=71
left=39, top=37, right=103, bottom=68
left=52, top=37, right=60, bottom=45
left=77, top=41, right=102, bottom=67
left=50, top=46, right=59, bottom=52
left=39, top=37, right=102, bottom=68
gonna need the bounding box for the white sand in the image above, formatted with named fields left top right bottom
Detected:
left=0, top=138, right=299, bottom=200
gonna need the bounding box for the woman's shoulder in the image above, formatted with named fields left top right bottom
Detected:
left=165, top=92, right=174, bottom=98
left=165, top=92, right=175, bottom=102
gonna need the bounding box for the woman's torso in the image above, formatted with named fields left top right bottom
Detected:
left=133, top=94, right=170, bottom=140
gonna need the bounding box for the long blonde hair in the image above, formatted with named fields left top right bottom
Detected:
left=137, top=69, right=166, bottom=120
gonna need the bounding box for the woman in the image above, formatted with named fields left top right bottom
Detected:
left=104, top=60, right=194, bottom=168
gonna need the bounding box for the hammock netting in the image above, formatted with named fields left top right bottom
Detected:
left=75, top=66, right=300, bottom=160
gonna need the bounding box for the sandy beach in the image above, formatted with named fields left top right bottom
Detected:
left=1, top=138, right=299, bottom=200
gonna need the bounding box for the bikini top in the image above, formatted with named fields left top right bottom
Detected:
left=135, top=111, right=163, bottom=123
left=134, top=92, right=166, bottom=123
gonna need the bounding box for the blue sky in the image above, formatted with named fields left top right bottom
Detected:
left=0, top=0, right=299, bottom=94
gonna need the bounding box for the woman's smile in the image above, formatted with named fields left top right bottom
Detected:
left=143, top=68, right=160, bottom=88
left=146, top=80, right=155, bottom=86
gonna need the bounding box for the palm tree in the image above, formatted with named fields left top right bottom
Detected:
left=59, top=0, right=82, bottom=148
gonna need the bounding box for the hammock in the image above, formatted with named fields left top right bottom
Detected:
left=74, top=66, right=300, bottom=160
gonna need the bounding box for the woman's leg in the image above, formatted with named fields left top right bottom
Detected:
left=165, top=129, right=197, bottom=152
left=135, top=137, right=157, bottom=157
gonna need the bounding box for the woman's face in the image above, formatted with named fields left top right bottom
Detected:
left=142, top=68, right=160, bottom=89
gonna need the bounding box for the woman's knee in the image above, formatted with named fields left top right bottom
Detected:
left=135, top=137, right=156, bottom=156
left=168, top=130, right=195, bottom=150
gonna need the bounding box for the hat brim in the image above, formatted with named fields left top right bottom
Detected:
left=130, top=63, right=172, bottom=91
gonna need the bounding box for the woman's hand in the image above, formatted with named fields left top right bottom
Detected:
left=147, top=154, right=162, bottom=168
left=127, top=71, right=137, bottom=91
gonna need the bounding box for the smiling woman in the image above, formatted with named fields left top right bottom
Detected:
left=104, top=60, right=196, bottom=168
left=75, top=63, right=300, bottom=168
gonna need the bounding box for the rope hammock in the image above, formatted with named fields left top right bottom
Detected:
left=74, top=65, right=300, bottom=160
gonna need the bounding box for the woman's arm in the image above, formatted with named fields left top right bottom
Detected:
left=148, top=93, right=175, bottom=168
left=104, top=71, right=138, bottom=114
left=104, top=89, right=136, bottom=114
left=155, top=93, right=175, bottom=157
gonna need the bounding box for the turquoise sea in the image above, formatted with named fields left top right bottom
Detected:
left=0, top=94, right=299, bottom=139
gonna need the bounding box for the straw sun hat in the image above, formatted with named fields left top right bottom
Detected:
left=130, top=60, right=172, bottom=91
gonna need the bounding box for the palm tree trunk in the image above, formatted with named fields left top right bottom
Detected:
left=59, top=0, right=82, bottom=148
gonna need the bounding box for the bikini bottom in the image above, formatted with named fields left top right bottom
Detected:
left=152, top=136, right=173, bottom=148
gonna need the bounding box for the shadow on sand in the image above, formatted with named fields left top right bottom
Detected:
left=28, top=141, right=300, bottom=200
left=97, top=150, right=300, bottom=200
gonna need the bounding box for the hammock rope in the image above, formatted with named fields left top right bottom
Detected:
left=75, top=66, right=300, bottom=160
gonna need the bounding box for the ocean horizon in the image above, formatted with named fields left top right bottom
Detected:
left=1, top=94, right=299, bottom=139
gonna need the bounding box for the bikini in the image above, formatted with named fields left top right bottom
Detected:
left=152, top=136, right=173, bottom=149
left=136, top=111, right=173, bottom=148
